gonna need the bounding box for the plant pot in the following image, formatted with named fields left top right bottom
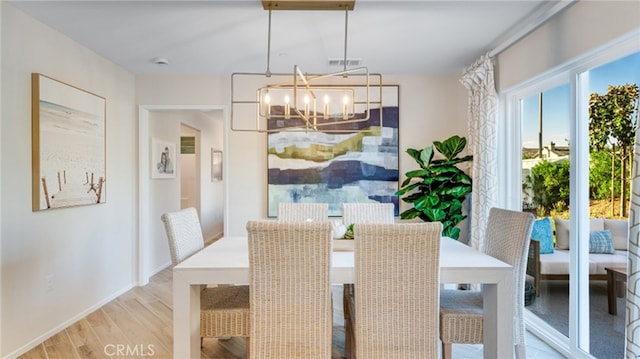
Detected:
left=333, top=239, right=355, bottom=251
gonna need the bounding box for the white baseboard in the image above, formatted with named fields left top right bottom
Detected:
left=3, top=284, right=134, bottom=359
left=150, top=260, right=172, bottom=277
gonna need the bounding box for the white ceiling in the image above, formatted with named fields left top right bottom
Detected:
left=8, top=0, right=569, bottom=76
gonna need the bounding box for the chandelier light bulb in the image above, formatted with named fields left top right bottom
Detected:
left=304, top=95, right=310, bottom=118
left=284, top=95, right=291, bottom=119
left=343, top=95, right=349, bottom=120
left=323, top=94, right=330, bottom=119
left=264, top=92, right=271, bottom=119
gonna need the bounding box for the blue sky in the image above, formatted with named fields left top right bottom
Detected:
left=521, top=51, right=640, bottom=149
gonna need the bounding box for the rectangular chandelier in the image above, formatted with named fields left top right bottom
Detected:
left=231, top=67, right=383, bottom=133
left=230, top=0, right=384, bottom=133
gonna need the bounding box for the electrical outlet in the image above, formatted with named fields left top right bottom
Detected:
left=46, top=274, right=54, bottom=292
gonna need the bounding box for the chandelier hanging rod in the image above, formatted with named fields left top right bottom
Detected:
left=343, top=9, right=348, bottom=73
left=231, top=0, right=384, bottom=133
left=266, top=9, right=272, bottom=77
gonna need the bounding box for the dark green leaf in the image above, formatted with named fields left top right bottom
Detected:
left=429, top=165, right=460, bottom=174
left=443, top=226, right=461, bottom=240
left=403, top=192, right=427, bottom=203
left=425, top=208, right=446, bottom=221
left=399, top=208, right=421, bottom=219
left=406, top=148, right=423, bottom=165
left=396, top=182, right=421, bottom=196
left=419, top=146, right=435, bottom=166
left=443, top=186, right=472, bottom=197
left=449, top=200, right=462, bottom=214
left=405, top=169, right=430, bottom=178
left=434, top=135, right=467, bottom=160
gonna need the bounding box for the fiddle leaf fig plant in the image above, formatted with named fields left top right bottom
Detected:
left=395, top=135, right=473, bottom=240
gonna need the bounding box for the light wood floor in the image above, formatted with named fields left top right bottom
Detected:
left=18, top=267, right=564, bottom=359
left=18, top=267, right=346, bottom=359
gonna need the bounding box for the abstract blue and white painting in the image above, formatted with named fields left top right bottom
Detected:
left=267, top=86, right=399, bottom=217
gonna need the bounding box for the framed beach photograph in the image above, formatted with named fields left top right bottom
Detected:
left=31, top=73, right=107, bottom=211
left=151, top=138, right=177, bottom=179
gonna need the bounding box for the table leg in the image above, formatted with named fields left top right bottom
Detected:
left=607, top=270, right=617, bottom=315
left=483, top=273, right=514, bottom=359
left=173, top=271, right=202, bottom=358
left=616, top=277, right=626, bottom=298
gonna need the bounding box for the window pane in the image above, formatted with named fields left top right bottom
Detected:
left=584, top=51, right=639, bottom=359
left=521, top=84, right=571, bottom=340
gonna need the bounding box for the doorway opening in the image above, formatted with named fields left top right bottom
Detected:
left=137, top=105, right=227, bottom=285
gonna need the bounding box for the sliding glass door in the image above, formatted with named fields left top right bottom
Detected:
left=504, top=44, right=639, bottom=357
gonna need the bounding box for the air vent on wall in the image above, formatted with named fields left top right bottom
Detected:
left=328, top=58, right=362, bottom=67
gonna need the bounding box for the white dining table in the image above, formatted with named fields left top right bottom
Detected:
left=173, top=236, right=514, bottom=359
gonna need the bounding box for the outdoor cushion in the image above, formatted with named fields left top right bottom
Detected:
left=538, top=250, right=597, bottom=275
left=589, top=230, right=615, bottom=254
left=555, top=218, right=604, bottom=250
left=591, top=251, right=628, bottom=275
left=604, top=219, right=628, bottom=251
left=531, top=217, right=554, bottom=254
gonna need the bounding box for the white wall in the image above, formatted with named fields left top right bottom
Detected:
left=137, top=74, right=468, bottom=237
left=497, top=1, right=640, bottom=92
left=143, top=110, right=225, bottom=277
left=1, top=3, right=136, bottom=357
left=180, top=111, right=225, bottom=241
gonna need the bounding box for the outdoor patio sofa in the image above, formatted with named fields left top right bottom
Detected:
left=527, top=217, right=628, bottom=296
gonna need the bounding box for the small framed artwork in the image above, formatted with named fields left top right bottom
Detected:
left=31, top=73, right=106, bottom=211
left=211, top=150, right=223, bottom=181
left=151, top=138, right=176, bottom=179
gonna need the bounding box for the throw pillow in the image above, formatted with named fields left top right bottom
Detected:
left=589, top=230, right=615, bottom=254
left=555, top=218, right=605, bottom=250
left=604, top=219, right=629, bottom=251
left=554, top=218, right=570, bottom=250
left=531, top=217, right=554, bottom=254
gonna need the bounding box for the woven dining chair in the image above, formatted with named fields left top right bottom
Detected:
left=161, top=207, right=250, bottom=350
left=277, top=202, right=328, bottom=221
left=344, top=222, right=442, bottom=359
left=439, top=207, right=534, bottom=359
left=246, top=220, right=333, bottom=358
left=342, top=202, right=395, bottom=358
left=341, top=202, right=395, bottom=225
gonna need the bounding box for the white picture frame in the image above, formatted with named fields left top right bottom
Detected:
left=211, top=149, right=223, bottom=182
left=151, top=138, right=176, bottom=179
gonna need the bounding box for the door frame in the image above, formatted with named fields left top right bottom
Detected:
left=137, top=104, right=228, bottom=285
left=499, top=33, right=639, bottom=358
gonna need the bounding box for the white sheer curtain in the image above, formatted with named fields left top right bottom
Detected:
left=626, top=122, right=640, bottom=357
left=460, top=54, right=499, bottom=251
